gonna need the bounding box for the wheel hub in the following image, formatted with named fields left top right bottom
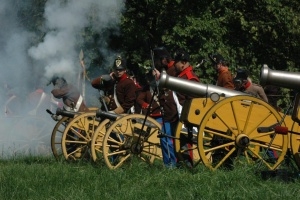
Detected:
left=131, top=143, right=143, bottom=154
left=236, top=134, right=250, bottom=148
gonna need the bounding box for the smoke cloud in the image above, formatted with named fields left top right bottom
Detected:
left=0, top=0, right=125, bottom=158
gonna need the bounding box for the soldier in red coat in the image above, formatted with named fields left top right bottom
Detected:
left=173, top=48, right=200, bottom=106
left=173, top=48, right=200, bottom=168
left=91, top=56, right=136, bottom=114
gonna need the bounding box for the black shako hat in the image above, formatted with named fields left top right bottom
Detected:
left=173, top=48, right=190, bottom=63
left=209, top=53, right=225, bottom=65
left=113, top=56, right=126, bottom=70
left=234, top=68, right=249, bottom=81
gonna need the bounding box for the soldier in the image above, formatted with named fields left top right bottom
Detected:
left=91, top=56, right=136, bottom=114
left=136, top=71, right=161, bottom=117
left=233, top=69, right=268, bottom=102
left=173, top=48, right=200, bottom=168
left=264, top=85, right=281, bottom=111
left=209, top=53, right=235, bottom=89
left=149, top=47, right=179, bottom=168
left=50, top=76, right=89, bottom=120
left=152, top=46, right=176, bottom=78
left=173, top=48, right=200, bottom=106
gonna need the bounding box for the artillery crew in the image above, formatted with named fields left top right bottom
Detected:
left=173, top=48, right=200, bottom=106
left=50, top=76, right=89, bottom=112
left=136, top=71, right=161, bottom=117
left=173, top=48, right=200, bottom=168
left=233, top=68, right=268, bottom=102
left=209, top=53, right=235, bottom=89
left=91, top=56, right=136, bottom=114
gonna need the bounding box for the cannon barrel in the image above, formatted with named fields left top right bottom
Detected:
left=96, top=109, right=119, bottom=120
left=260, top=64, right=300, bottom=91
left=56, top=108, right=76, bottom=118
left=158, top=71, right=245, bottom=97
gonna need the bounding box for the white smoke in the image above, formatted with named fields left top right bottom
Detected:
left=29, top=0, right=124, bottom=81
left=0, top=0, right=125, bottom=158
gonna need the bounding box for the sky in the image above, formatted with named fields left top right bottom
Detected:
left=0, top=0, right=125, bottom=157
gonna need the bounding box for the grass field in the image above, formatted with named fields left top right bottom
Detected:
left=0, top=156, right=300, bottom=200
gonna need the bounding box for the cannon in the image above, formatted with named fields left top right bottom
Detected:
left=88, top=109, right=163, bottom=169
left=159, top=70, right=288, bottom=171
left=48, top=107, right=100, bottom=161
left=260, top=65, right=300, bottom=169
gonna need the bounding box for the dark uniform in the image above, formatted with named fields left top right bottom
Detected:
left=107, top=75, right=136, bottom=113
left=91, top=57, right=136, bottom=114
left=136, top=76, right=161, bottom=117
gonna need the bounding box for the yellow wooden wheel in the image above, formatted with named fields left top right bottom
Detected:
left=51, top=107, right=98, bottom=161
left=51, top=116, right=70, bottom=161
left=102, top=114, right=162, bottom=169
left=290, top=121, right=300, bottom=169
left=61, top=111, right=100, bottom=161
left=90, top=118, right=112, bottom=163
left=197, top=95, right=288, bottom=171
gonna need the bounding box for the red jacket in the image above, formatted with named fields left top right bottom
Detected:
left=176, top=66, right=200, bottom=105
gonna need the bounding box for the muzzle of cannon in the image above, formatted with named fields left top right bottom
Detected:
left=159, top=70, right=245, bottom=98
left=260, top=64, right=300, bottom=91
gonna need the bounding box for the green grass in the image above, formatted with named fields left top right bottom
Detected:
left=0, top=156, right=300, bottom=200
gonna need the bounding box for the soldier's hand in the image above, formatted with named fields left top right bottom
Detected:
left=113, top=106, right=124, bottom=114
left=51, top=114, right=62, bottom=121
left=102, top=96, right=110, bottom=104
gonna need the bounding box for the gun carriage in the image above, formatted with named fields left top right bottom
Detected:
left=159, top=65, right=300, bottom=171
left=49, top=107, right=99, bottom=161
left=90, top=110, right=162, bottom=169
left=51, top=105, right=163, bottom=166
left=48, top=64, right=300, bottom=172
